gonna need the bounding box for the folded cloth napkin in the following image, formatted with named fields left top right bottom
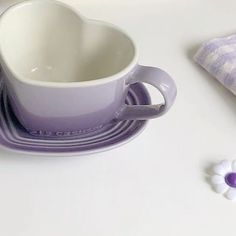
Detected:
left=194, top=35, right=236, bottom=95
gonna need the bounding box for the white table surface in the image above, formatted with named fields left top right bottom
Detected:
left=1, top=0, right=236, bottom=235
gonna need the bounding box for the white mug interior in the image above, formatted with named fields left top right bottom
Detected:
left=0, top=0, right=136, bottom=83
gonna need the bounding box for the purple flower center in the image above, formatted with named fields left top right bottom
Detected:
left=225, top=172, right=236, bottom=188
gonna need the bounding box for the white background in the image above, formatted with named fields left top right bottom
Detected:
left=1, top=0, right=236, bottom=235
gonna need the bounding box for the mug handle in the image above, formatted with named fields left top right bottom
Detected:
left=117, top=65, right=177, bottom=120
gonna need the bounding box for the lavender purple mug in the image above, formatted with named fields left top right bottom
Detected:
left=0, top=0, right=177, bottom=135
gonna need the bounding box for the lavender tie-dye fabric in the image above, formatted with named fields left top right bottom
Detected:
left=194, top=35, right=236, bottom=95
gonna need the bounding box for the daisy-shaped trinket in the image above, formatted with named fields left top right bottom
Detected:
left=211, top=160, right=236, bottom=200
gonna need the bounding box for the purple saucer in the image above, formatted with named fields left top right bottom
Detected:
left=0, top=78, right=150, bottom=156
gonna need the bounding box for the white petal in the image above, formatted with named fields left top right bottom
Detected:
left=213, top=160, right=232, bottom=176
left=213, top=165, right=227, bottom=176
left=220, top=160, right=232, bottom=172
left=226, top=188, right=236, bottom=200
left=214, top=183, right=229, bottom=194
left=211, top=175, right=225, bottom=185
left=232, top=160, right=236, bottom=172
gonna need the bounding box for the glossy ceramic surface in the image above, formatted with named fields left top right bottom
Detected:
left=0, top=77, right=150, bottom=156
left=0, top=0, right=177, bottom=133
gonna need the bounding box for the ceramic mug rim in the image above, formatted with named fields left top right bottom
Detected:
left=0, top=0, right=138, bottom=88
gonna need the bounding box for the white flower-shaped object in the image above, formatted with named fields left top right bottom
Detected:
left=211, top=160, right=236, bottom=200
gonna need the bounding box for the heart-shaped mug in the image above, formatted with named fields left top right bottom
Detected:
left=0, top=0, right=177, bottom=135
